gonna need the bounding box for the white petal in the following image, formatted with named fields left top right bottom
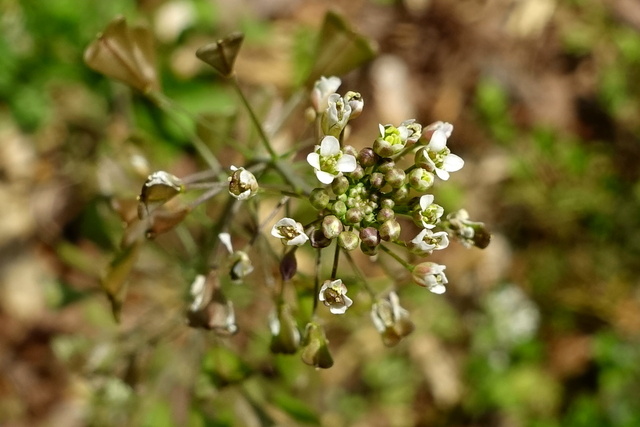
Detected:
left=320, top=136, right=340, bottom=156
left=429, top=129, right=448, bottom=152
left=315, top=170, right=336, bottom=184
left=343, top=294, right=353, bottom=308
left=419, top=194, right=434, bottom=210
left=218, top=232, right=233, bottom=253
left=288, top=233, right=309, bottom=246
left=428, top=283, right=446, bottom=294
left=443, top=153, right=464, bottom=172
left=336, top=154, right=357, bottom=173
left=435, top=168, right=450, bottom=181
left=378, top=123, right=385, bottom=136
left=307, top=152, right=321, bottom=170
left=330, top=304, right=348, bottom=314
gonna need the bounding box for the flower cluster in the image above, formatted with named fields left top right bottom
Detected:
left=88, top=16, right=489, bottom=367
left=266, top=76, right=490, bottom=354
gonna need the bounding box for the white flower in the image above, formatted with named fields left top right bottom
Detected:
left=412, top=262, right=448, bottom=294
left=311, top=76, right=342, bottom=112
left=415, top=147, right=464, bottom=181
left=409, top=228, right=450, bottom=256
left=228, top=165, right=258, bottom=200
left=219, top=233, right=253, bottom=281
left=307, top=136, right=357, bottom=184
left=271, top=218, right=309, bottom=246
left=370, top=291, right=414, bottom=346
left=425, top=121, right=453, bottom=151
left=319, top=279, right=353, bottom=314
left=413, top=194, right=444, bottom=229
left=321, top=94, right=352, bottom=137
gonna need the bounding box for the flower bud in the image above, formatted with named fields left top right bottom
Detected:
left=381, top=198, right=395, bottom=209
left=360, top=241, right=378, bottom=256
left=379, top=219, right=401, bottom=241
left=346, top=165, right=365, bottom=180
left=270, top=303, right=301, bottom=354
left=344, top=91, right=364, bottom=119
left=401, top=119, right=423, bottom=144
left=373, top=125, right=406, bottom=158
left=322, top=215, right=343, bottom=239
left=338, top=230, right=360, bottom=251
left=301, top=322, right=334, bottom=369
left=309, top=188, right=331, bottom=210
left=392, top=185, right=410, bottom=203
left=331, top=176, right=349, bottom=196
left=310, top=229, right=332, bottom=248
left=342, top=145, right=358, bottom=158
left=311, top=76, right=341, bottom=112
left=369, top=172, right=385, bottom=189
left=228, top=166, right=258, bottom=200
left=345, top=207, right=364, bottom=225
left=357, top=147, right=379, bottom=168
left=359, top=227, right=380, bottom=247
left=279, top=249, right=298, bottom=281
left=385, top=167, right=406, bottom=189
left=407, top=167, right=434, bottom=192
left=331, top=200, right=347, bottom=217
left=186, top=273, right=238, bottom=335
left=378, top=159, right=395, bottom=174
left=229, top=250, right=254, bottom=282
left=376, top=207, right=395, bottom=223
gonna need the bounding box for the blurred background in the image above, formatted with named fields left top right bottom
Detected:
left=2, top=0, right=640, bottom=426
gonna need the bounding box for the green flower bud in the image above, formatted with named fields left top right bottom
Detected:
left=357, top=147, right=379, bottom=168
left=370, top=172, right=385, bottom=189
left=331, top=176, right=349, bottom=196
left=331, top=200, right=347, bottom=217
left=301, top=323, right=334, bottom=369
left=343, top=145, right=358, bottom=158
left=378, top=159, right=395, bottom=174
left=407, top=167, right=434, bottom=192
left=379, top=219, right=401, bottom=241
left=385, top=167, right=406, bottom=189
left=359, top=227, right=380, bottom=247
left=322, top=215, right=343, bottom=239
left=381, top=198, right=395, bottom=209
left=345, top=207, right=364, bottom=225
left=310, top=188, right=331, bottom=209
left=376, top=207, right=395, bottom=223
left=347, top=165, right=365, bottom=180
left=338, top=230, right=360, bottom=251
left=279, top=249, right=298, bottom=282
left=392, top=185, right=410, bottom=203
left=360, top=241, right=378, bottom=256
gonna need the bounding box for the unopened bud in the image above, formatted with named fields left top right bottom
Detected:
left=408, top=167, right=434, bottom=192
left=331, top=176, right=349, bottom=196
left=376, top=207, right=395, bottom=223
left=378, top=159, right=395, bottom=174
left=357, top=147, right=379, bottom=168
left=338, top=230, right=360, bottom=251
left=359, top=227, right=380, bottom=247
left=310, top=188, right=331, bottom=209
left=345, top=207, right=364, bottom=225
left=379, top=219, right=401, bottom=241
left=279, top=249, right=298, bottom=281
left=322, top=215, right=343, bottom=239
left=331, top=200, right=347, bottom=217
left=392, top=185, right=410, bottom=203
left=347, top=165, right=365, bottom=180
left=385, top=167, right=406, bottom=189
left=310, top=229, right=332, bottom=248
left=369, top=172, right=385, bottom=189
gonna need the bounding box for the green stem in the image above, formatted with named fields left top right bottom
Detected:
left=330, top=241, right=341, bottom=279
left=312, top=249, right=321, bottom=317
left=378, top=244, right=414, bottom=272
left=230, top=77, right=277, bottom=159
left=343, top=250, right=376, bottom=298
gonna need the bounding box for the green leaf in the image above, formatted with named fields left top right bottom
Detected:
left=271, top=391, right=320, bottom=425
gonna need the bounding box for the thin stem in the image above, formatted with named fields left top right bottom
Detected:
left=330, top=241, right=341, bottom=279
left=312, top=248, right=321, bottom=317
left=378, top=244, right=414, bottom=272
left=230, top=77, right=277, bottom=159
left=343, top=250, right=376, bottom=298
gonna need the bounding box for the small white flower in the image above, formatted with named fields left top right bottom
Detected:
left=271, top=218, right=309, bottom=246
left=189, top=274, right=207, bottom=311
left=319, top=279, right=353, bottom=314
left=311, top=76, right=342, bottom=112
left=425, top=121, right=454, bottom=151
left=413, top=194, right=444, bottom=229
left=321, top=94, right=352, bottom=137
left=409, top=228, right=450, bottom=255
left=228, top=165, right=258, bottom=200
left=415, top=147, right=464, bottom=181
left=307, top=136, right=357, bottom=184
left=412, top=262, right=448, bottom=294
